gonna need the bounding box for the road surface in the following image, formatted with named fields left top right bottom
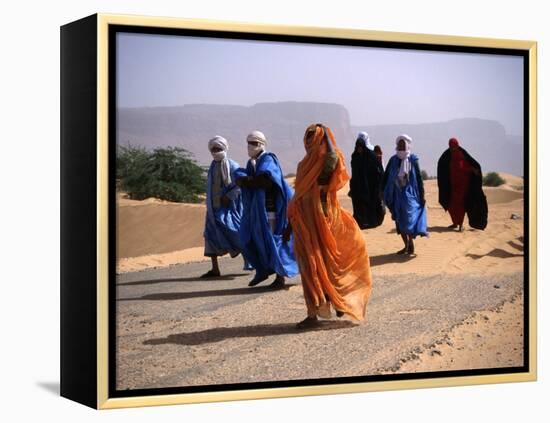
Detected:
left=116, top=257, right=523, bottom=390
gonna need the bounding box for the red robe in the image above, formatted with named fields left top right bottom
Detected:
left=449, top=149, right=472, bottom=225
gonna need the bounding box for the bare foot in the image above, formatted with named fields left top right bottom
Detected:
left=407, top=240, right=416, bottom=256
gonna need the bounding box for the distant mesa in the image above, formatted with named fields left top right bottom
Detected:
left=118, top=102, right=523, bottom=176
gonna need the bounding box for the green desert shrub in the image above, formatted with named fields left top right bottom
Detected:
left=483, top=172, right=506, bottom=187
left=117, top=145, right=207, bottom=203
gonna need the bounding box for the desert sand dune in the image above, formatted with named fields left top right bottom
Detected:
left=498, top=172, right=524, bottom=189
left=116, top=175, right=524, bottom=278
left=117, top=194, right=205, bottom=259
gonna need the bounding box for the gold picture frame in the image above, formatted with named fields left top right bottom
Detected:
left=60, top=13, right=537, bottom=409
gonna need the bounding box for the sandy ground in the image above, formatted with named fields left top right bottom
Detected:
left=116, top=262, right=523, bottom=389
left=117, top=172, right=524, bottom=277
left=115, top=172, right=525, bottom=387
left=393, top=293, right=524, bottom=373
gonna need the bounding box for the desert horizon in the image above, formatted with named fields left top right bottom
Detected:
left=118, top=102, right=524, bottom=177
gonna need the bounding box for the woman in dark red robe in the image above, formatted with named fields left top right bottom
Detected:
left=437, top=138, right=488, bottom=231
left=448, top=139, right=472, bottom=229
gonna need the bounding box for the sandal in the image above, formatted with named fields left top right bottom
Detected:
left=200, top=270, right=221, bottom=278
left=248, top=273, right=269, bottom=287
left=296, top=316, right=319, bottom=329
left=396, top=246, right=408, bottom=255
left=269, top=275, right=285, bottom=289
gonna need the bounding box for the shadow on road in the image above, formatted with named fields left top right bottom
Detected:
left=118, top=284, right=298, bottom=302
left=143, top=320, right=357, bottom=346
left=118, top=273, right=249, bottom=287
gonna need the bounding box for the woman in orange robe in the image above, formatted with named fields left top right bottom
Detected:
left=285, top=124, right=373, bottom=328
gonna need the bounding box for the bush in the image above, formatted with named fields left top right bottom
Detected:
left=116, top=143, right=149, bottom=182
left=117, top=145, right=207, bottom=203
left=420, top=169, right=429, bottom=181
left=483, top=172, right=506, bottom=187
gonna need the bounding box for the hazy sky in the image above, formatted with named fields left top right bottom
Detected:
left=117, top=32, right=524, bottom=135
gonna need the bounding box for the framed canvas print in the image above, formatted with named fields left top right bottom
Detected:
left=60, top=13, right=537, bottom=409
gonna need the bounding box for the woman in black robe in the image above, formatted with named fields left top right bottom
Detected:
left=349, top=132, right=385, bottom=229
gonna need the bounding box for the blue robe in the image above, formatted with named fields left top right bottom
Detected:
left=235, top=152, right=298, bottom=278
left=203, top=159, right=244, bottom=257
left=383, top=154, right=428, bottom=238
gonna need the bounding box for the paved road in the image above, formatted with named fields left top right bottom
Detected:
left=116, top=258, right=523, bottom=390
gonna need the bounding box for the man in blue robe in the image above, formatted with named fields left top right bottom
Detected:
left=235, top=130, right=298, bottom=288
left=201, top=136, right=250, bottom=278
left=383, top=134, right=428, bottom=256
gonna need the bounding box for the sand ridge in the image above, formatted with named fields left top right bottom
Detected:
left=116, top=176, right=524, bottom=278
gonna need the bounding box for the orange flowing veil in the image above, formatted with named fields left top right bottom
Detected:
left=288, top=125, right=373, bottom=321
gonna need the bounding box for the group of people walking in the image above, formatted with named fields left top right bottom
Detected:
left=201, top=125, right=487, bottom=328
left=351, top=133, right=429, bottom=255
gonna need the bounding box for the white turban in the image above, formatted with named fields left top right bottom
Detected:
left=246, top=130, right=267, bottom=146
left=357, top=131, right=374, bottom=151
left=246, top=130, right=267, bottom=165
left=208, top=135, right=229, bottom=152
left=208, top=135, right=231, bottom=186
left=395, top=134, right=412, bottom=182
left=395, top=134, right=412, bottom=149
